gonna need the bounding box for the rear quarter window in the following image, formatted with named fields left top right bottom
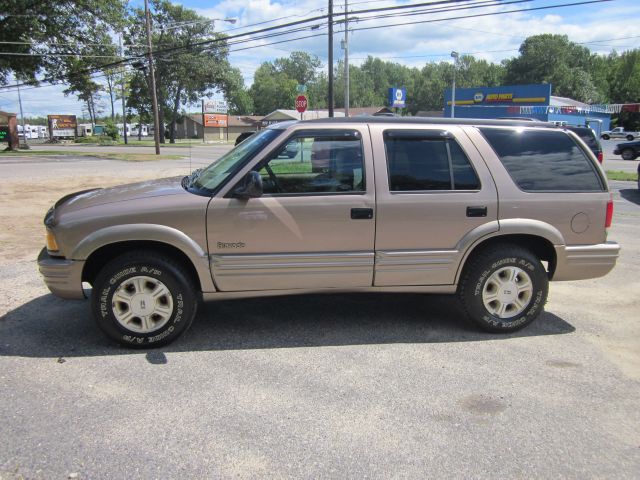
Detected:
left=479, top=128, right=604, bottom=192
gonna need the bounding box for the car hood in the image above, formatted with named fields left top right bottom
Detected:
left=56, top=176, right=189, bottom=214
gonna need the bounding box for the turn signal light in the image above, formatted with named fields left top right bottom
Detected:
left=597, top=151, right=603, bottom=164
left=605, top=197, right=614, bottom=229
left=46, top=229, right=59, bottom=252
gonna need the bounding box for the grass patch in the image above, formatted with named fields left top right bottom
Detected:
left=97, top=153, right=184, bottom=162
left=269, top=160, right=313, bottom=174
left=0, top=149, right=183, bottom=161
left=606, top=170, right=638, bottom=181
left=0, top=149, right=81, bottom=156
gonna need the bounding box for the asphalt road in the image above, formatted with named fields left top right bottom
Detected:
left=0, top=155, right=639, bottom=478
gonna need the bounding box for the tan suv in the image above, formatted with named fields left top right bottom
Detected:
left=38, top=118, right=620, bottom=347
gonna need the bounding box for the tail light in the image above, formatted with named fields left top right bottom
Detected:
left=597, top=151, right=603, bottom=163
left=605, top=196, right=614, bottom=229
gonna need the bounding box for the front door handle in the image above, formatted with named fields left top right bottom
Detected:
left=351, top=208, right=374, bottom=220
left=466, top=206, right=488, bottom=217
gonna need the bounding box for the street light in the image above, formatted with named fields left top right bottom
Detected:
left=450, top=51, right=459, bottom=118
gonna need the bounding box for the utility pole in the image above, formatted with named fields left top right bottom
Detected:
left=16, top=80, right=28, bottom=149
left=144, top=0, right=161, bottom=154
left=119, top=35, right=128, bottom=144
left=343, top=0, right=349, bottom=117
left=328, top=0, right=334, bottom=117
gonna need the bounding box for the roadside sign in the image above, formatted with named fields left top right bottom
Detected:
left=203, top=99, right=228, bottom=114
left=388, top=87, right=407, bottom=108
left=48, top=114, right=77, bottom=138
left=296, top=95, right=308, bottom=113
left=204, top=114, right=228, bottom=127
left=0, top=126, right=8, bottom=142
left=296, top=84, right=307, bottom=93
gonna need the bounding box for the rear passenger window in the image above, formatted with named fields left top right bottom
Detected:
left=384, top=131, right=480, bottom=191
left=480, top=128, right=604, bottom=192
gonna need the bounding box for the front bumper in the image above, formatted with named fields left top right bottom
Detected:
left=37, top=247, right=86, bottom=299
left=552, top=242, right=620, bottom=281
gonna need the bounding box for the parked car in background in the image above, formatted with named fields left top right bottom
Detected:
left=564, top=126, right=603, bottom=163
left=613, top=140, right=640, bottom=160
left=601, top=127, right=639, bottom=141
left=234, top=131, right=255, bottom=146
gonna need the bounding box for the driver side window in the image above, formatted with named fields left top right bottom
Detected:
left=257, top=133, right=365, bottom=195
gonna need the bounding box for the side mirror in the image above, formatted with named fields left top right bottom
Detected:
left=233, top=171, right=263, bottom=198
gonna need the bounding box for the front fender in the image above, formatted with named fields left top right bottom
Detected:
left=72, top=223, right=215, bottom=292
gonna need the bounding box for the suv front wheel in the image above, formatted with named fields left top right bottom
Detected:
left=459, top=245, right=548, bottom=332
left=91, top=251, right=198, bottom=347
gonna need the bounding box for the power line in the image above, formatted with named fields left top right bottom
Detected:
left=349, top=0, right=613, bottom=33
left=0, top=0, right=620, bottom=93
left=0, top=52, right=121, bottom=58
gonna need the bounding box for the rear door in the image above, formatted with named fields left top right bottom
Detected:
left=370, top=124, right=499, bottom=286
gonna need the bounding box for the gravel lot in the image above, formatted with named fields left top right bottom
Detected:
left=0, top=148, right=639, bottom=479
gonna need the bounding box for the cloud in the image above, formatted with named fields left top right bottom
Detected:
left=2, top=0, right=639, bottom=116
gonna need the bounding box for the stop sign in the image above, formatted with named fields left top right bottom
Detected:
left=295, top=95, right=308, bottom=113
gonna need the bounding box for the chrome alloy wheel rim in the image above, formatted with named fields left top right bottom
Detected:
left=482, top=266, right=533, bottom=319
left=112, top=276, right=174, bottom=333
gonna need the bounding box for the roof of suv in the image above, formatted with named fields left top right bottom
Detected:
left=299, top=116, right=556, bottom=128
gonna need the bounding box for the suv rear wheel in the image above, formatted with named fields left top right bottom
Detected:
left=91, top=251, right=198, bottom=347
left=459, top=245, right=548, bottom=332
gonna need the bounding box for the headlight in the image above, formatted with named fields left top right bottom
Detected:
left=46, top=229, right=59, bottom=252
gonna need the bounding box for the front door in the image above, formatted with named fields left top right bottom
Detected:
left=207, top=127, right=376, bottom=291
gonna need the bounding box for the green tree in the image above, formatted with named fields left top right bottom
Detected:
left=223, top=67, right=254, bottom=115
left=103, top=120, right=119, bottom=140
left=504, top=34, right=603, bottom=102
left=249, top=63, right=297, bottom=115
left=608, top=50, right=640, bottom=103
left=127, top=0, right=233, bottom=142
left=248, top=51, right=323, bottom=115
left=0, top=0, right=126, bottom=85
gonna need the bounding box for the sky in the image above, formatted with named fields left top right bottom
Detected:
left=1, top=0, right=639, bottom=118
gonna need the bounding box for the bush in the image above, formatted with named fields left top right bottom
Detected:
left=103, top=121, right=119, bottom=141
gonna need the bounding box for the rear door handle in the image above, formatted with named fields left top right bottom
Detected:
left=466, top=206, right=487, bottom=217
left=351, top=208, right=374, bottom=220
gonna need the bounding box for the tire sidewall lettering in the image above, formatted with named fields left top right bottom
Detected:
left=467, top=252, right=546, bottom=331
left=97, top=263, right=189, bottom=345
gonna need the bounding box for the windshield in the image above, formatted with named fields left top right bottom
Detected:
left=191, top=129, right=283, bottom=193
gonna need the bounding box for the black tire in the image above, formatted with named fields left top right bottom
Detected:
left=91, top=250, right=198, bottom=348
left=601, top=134, right=610, bottom=140
left=626, top=134, right=634, bottom=141
left=458, top=245, right=548, bottom=333
left=621, top=148, right=637, bottom=160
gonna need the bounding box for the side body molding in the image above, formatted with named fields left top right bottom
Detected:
left=71, top=224, right=216, bottom=292
left=453, top=218, right=566, bottom=284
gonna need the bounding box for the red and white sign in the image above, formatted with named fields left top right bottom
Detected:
left=204, top=114, right=228, bottom=127
left=295, top=95, right=308, bottom=113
